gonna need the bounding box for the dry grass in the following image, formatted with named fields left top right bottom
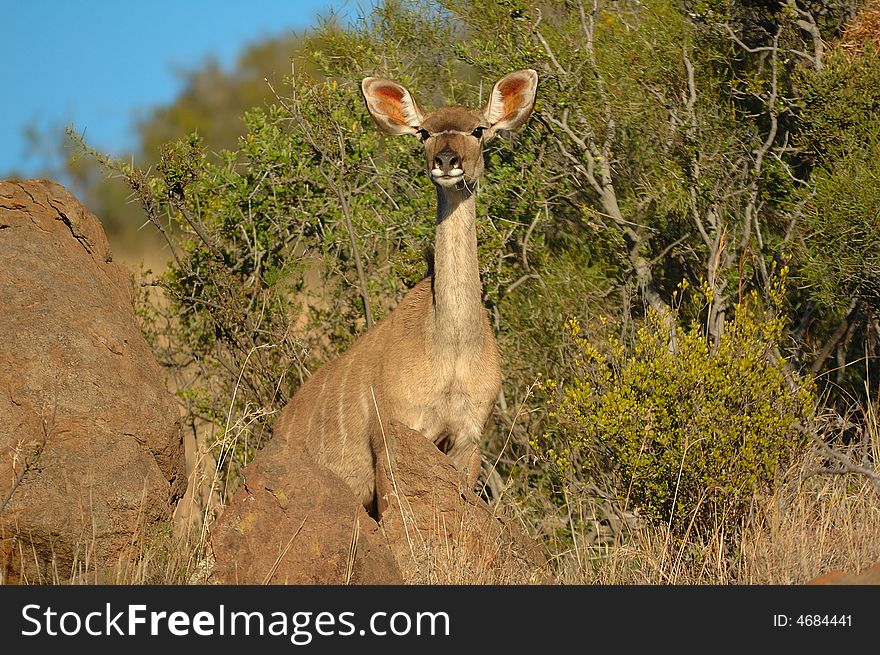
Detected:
left=8, top=284, right=877, bottom=586
left=531, top=420, right=880, bottom=585
left=6, top=383, right=878, bottom=586
left=187, top=392, right=880, bottom=586
left=4, top=508, right=190, bottom=585
left=841, top=0, right=880, bottom=58
left=537, top=471, right=879, bottom=585
left=383, top=500, right=550, bottom=585
left=739, top=474, right=880, bottom=583
left=7, top=423, right=878, bottom=586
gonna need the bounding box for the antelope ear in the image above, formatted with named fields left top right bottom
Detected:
left=361, top=77, right=425, bottom=136
left=482, top=69, right=538, bottom=140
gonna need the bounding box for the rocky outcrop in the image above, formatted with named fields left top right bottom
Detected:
left=0, top=179, right=185, bottom=583
left=210, top=419, right=548, bottom=584
left=209, top=448, right=402, bottom=584
left=375, top=421, right=549, bottom=584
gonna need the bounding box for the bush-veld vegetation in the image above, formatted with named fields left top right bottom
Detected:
left=538, top=281, right=816, bottom=541
left=54, top=0, right=880, bottom=583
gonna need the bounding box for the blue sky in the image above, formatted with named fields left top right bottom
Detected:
left=0, top=0, right=348, bottom=178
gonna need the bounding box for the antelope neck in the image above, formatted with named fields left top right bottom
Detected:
left=431, top=185, right=483, bottom=350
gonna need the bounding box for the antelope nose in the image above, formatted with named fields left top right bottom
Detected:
left=433, top=149, right=460, bottom=174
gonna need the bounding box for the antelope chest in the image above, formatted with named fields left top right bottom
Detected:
left=396, top=352, right=500, bottom=442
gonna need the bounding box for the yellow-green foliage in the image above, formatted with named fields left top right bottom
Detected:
left=540, top=290, right=814, bottom=537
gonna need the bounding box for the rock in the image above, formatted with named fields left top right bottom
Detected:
left=807, top=563, right=880, bottom=585
left=209, top=447, right=403, bottom=584
left=0, top=179, right=185, bottom=583
left=375, top=421, right=549, bottom=584
left=209, top=419, right=549, bottom=585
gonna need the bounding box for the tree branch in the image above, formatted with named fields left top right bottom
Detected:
left=811, top=437, right=880, bottom=495
left=788, top=0, right=824, bottom=72
left=810, top=300, right=859, bottom=377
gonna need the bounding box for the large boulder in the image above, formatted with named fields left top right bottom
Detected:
left=375, top=421, right=549, bottom=583
left=208, top=445, right=403, bottom=584
left=209, top=419, right=549, bottom=584
left=0, top=179, right=186, bottom=583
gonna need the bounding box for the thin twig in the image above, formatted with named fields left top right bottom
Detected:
left=811, top=438, right=880, bottom=495
left=262, top=514, right=309, bottom=584
left=0, top=410, right=54, bottom=517
left=336, top=181, right=374, bottom=329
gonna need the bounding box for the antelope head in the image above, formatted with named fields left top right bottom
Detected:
left=361, top=69, right=538, bottom=191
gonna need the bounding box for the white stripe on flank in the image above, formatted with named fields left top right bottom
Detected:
left=315, top=376, right=329, bottom=454
left=337, top=357, right=353, bottom=460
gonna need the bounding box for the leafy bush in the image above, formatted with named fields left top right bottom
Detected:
left=87, top=7, right=556, bottom=487
left=798, top=46, right=880, bottom=313
left=538, top=282, right=815, bottom=537
left=801, top=140, right=880, bottom=313
left=76, top=0, right=872, bottom=522
left=798, top=45, right=880, bottom=167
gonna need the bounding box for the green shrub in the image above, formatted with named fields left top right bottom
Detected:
left=78, top=0, right=867, bottom=513
left=87, top=14, right=556, bottom=490
left=798, top=45, right=880, bottom=167
left=800, top=139, right=880, bottom=313
left=797, top=47, right=880, bottom=314
left=537, top=282, right=815, bottom=537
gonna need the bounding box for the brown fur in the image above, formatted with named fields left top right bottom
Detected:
left=273, top=276, right=501, bottom=512
left=272, top=70, right=537, bottom=513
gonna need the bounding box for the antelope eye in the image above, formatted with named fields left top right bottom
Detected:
left=416, top=128, right=431, bottom=142
left=471, top=126, right=485, bottom=139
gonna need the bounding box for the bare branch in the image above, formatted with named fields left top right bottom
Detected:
left=682, top=50, right=713, bottom=251
left=810, top=300, right=859, bottom=377
left=544, top=108, right=590, bottom=151
left=505, top=273, right=540, bottom=294
left=649, top=235, right=687, bottom=268
left=178, top=204, right=224, bottom=261
left=811, top=437, right=880, bottom=495
left=335, top=181, right=374, bottom=329
left=788, top=0, right=824, bottom=71
left=723, top=24, right=776, bottom=54
left=751, top=30, right=780, bottom=178
left=521, top=206, right=545, bottom=274
left=577, top=0, right=597, bottom=57
left=533, top=11, right=566, bottom=76
left=542, top=112, right=604, bottom=196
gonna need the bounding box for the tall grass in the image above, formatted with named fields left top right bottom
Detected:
left=173, top=386, right=880, bottom=585
left=6, top=347, right=877, bottom=585
left=521, top=399, right=880, bottom=585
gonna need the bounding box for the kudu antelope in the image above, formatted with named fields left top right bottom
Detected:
left=272, top=69, right=538, bottom=514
